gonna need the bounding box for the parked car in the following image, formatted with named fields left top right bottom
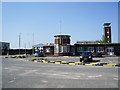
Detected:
left=80, top=51, right=93, bottom=62
left=94, top=53, right=102, bottom=57
left=34, top=52, right=44, bottom=57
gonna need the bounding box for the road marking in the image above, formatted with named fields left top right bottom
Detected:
left=88, top=75, right=102, bottom=78
left=57, top=85, right=65, bottom=88
left=4, top=68, right=9, bottom=69
left=29, top=58, right=120, bottom=67
left=8, top=77, right=16, bottom=83
left=20, top=70, right=38, bottom=76
left=55, top=62, right=61, bottom=64
left=114, top=78, right=118, bottom=80
left=42, top=80, right=48, bottom=83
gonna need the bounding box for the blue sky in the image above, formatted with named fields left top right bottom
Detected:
left=2, top=2, right=118, bottom=49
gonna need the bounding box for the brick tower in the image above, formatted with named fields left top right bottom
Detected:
left=54, top=35, right=71, bottom=56
left=103, top=23, right=112, bottom=43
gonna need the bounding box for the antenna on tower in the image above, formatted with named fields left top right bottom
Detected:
left=59, top=18, right=62, bottom=35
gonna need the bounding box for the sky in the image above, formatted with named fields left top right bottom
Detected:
left=2, top=2, right=118, bottom=49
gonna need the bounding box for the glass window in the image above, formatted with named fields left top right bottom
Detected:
left=46, top=47, right=50, bottom=53
left=87, top=47, right=94, bottom=52
left=77, top=47, right=84, bottom=52
left=63, top=46, right=67, bottom=52
left=54, top=45, right=59, bottom=53
left=59, top=46, right=63, bottom=53
left=97, top=47, right=104, bottom=52
left=67, top=46, right=70, bottom=52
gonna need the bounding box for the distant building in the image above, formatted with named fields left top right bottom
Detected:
left=76, top=41, right=97, bottom=44
left=34, top=23, right=120, bottom=56
left=0, top=42, right=10, bottom=50
left=74, top=42, right=120, bottom=56
left=32, top=43, right=54, bottom=53
left=0, top=42, right=10, bottom=55
left=54, top=35, right=71, bottom=56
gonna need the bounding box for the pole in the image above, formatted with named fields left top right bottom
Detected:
left=59, top=18, right=62, bottom=35
left=32, top=33, right=34, bottom=55
left=24, top=43, right=26, bottom=55
left=19, top=33, right=21, bottom=56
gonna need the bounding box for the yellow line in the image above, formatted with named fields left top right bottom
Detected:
left=68, top=63, right=76, bottom=65
left=104, top=63, right=117, bottom=67
left=90, top=63, right=99, bottom=64
left=43, top=61, right=48, bottom=63
left=85, top=64, right=93, bottom=66
left=55, top=62, right=61, bottom=64
left=49, top=61, right=55, bottom=63
left=34, top=60, right=38, bottom=62
left=75, top=62, right=82, bottom=64
left=61, top=61, right=68, bottom=63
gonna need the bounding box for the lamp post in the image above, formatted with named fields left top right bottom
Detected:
left=24, top=43, right=26, bottom=55
left=32, top=33, right=34, bottom=55
left=19, top=33, right=21, bottom=56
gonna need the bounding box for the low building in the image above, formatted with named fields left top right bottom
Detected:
left=0, top=42, right=10, bottom=50
left=43, top=45, right=54, bottom=56
left=54, top=35, right=71, bottom=56
left=74, top=42, right=120, bottom=56
left=32, top=43, right=54, bottom=54
left=36, top=23, right=120, bottom=56
left=42, top=41, right=120, bottom=56
left=0, top=42, right=10, bottom=55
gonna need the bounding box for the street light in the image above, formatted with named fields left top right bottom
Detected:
left=19, top=33, right=21, bottom=56
left=32, top=33, right=34, bottom=55
left=24, top=43, right=26, bottom=55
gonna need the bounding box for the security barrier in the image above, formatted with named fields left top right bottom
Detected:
left=29, top=58, right=120, bottom=67
left=5, top=56, right=28, bottom=58
left=5, top=56, right=120, bottom=67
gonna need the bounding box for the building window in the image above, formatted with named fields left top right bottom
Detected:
left=54, top=45, right=58, bottom=53
left=63, top=46, right=70, bottom=53
left=59, top=46, right=63, bottom=53
left=87, top=47, right=94, bottom=52
left=45, top=47, right=50, bottom=53
left=96, top=47, right=104, bottom=52
left=77, top=47, right=84, bottom=52
left=63, top=46, right=67, bottom=52
left=67, top=46, right=70, bottom=52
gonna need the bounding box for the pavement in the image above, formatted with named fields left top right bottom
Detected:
left=1, top=56, right=120, bottom=88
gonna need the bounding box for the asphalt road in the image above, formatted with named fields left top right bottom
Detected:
left=1, top=56, right=119, bottom=88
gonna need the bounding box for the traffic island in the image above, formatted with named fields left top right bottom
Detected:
left=29, top=58, right=120, bottom=67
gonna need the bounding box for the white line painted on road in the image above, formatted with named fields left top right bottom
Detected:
left=42, top=80, right=48, bottom=83
left=20, top=70, right=38, bottom=76
left=8, top=77, right=16, bottom=83
left=4, top=68, right=9, bottom=69
left=88, top=75, right=102, bottom=78
left=76, top=76, right=81, bottom=78
left=114, top=78, right=118, bottom=80
left=57, top=85, right=65, bottom=88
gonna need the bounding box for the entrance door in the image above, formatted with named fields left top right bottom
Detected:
left=107, top=47, right=114, bottom=55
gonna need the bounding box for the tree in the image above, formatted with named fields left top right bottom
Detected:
left=3, top=44, right=8, bottom=50
left=102, top=35, right=108, bottom=43
left=96, top=35, right=108, bottom=43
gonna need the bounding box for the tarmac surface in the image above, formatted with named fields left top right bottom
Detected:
left=1, top=56, right=120, bottom=88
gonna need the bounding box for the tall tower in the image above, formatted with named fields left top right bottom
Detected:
left=54, top=35, right=71, bottom=56
left=103, top=23, right=112, bottom=43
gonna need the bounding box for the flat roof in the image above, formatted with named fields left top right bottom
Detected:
left=74, top=43, right=120, bottom=46
left=54, top=35, right=71, bottom=37
left=103, top=23, right=111, bottom=26
left=33, top=43, right=54, bottom=47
